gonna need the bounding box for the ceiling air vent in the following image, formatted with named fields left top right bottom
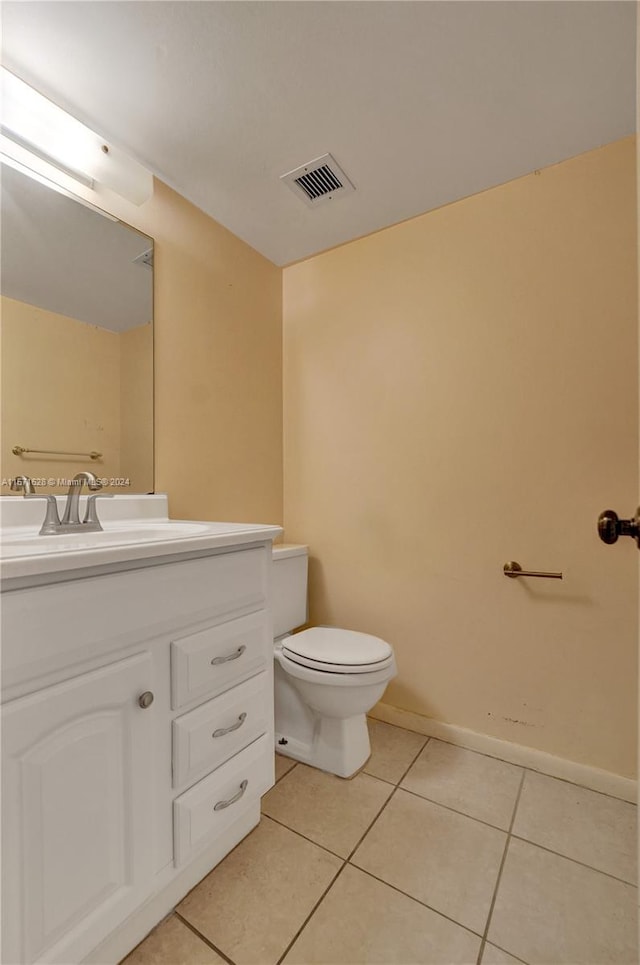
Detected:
left=280, top=154, right=355, bottom=207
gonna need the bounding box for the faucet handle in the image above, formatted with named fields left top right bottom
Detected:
left=10, top=475, right=35, bottom=495
left=83, top=493, right=114, bottom=528
left=22, top=494, right=62, bottom=535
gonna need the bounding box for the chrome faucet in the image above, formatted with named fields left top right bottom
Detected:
left=61, top=472, right=103, bottom=526
left=10, top=473, right=113, bottom=535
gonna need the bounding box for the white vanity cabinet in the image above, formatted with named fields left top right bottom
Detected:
left=2, top=653, right=156, bottom=965
left=1, top=531, right=278, bottom=965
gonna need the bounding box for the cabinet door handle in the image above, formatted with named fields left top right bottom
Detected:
left=138, top=691, right=154, bottom=709
left=213, top=779, right=248, bottom=811
left=212, top=712, right=247, bottom=739
left=211, top=645, right=246, bottom=666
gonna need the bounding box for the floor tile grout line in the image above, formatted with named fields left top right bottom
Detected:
left=274, top=760, right=298, bottom=784
left=509, top=833, right=638, bottom=887
left=345, top=860, right=486, bottom=941
left=269, top=740, right=434, bottom=965
left=346, top=738, right=498, bottom=948
left=518, top=764, right=637, bottom=805
left=274, top=861, right=348, bottom=965
left=396, top=784, right=517, bottom=834
left=273, top=741, right=637, bottom=882
left=264, top=780, right=400, bottom=865
left=359, top=734, right=431, bottom=788
left=362, top=768, right=409, bottom=788
left=346, top=785, right=399, bottom=862
left=370, top=729, right=533, bottom=772
left=415, top=736, right=534, bottom=772
left=269, top=739, right=490, bottom=947
left=402, top=733, right=636, bottom=805
left=366, top=725, right=637, bottom=880
left=476, top=768, right=527, bottom=965
left=481, top=939, right=530, bottom=965
left=366, top=734, right=530, bottom=835
left=260, top=812, right=346, bottom=860
left=327, top=719, right=637, bottom=811
left=117, top=911, right=175, bottom=964
left=171, top=816, right=267, bottom=919
left=398, top=735, right=432, bottom=782
left=345, top=738, right=433, bottom=863
left=271, top=762, right=299, bottom=790
left=275, top=730, right=633, bottom=830
left=266, top=738, right=431, bottom=869
left=177, top=822, right=509, bottom=964
left=175, top=911, right=237, bottom=965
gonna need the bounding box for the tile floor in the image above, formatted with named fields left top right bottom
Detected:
left=123, top=720, right=638, bottom=965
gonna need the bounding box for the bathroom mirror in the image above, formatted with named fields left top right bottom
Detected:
left=0, top=163, right=153, bottom=494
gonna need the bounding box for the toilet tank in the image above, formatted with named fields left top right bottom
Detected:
left=271, top=544, right=308, bottom=638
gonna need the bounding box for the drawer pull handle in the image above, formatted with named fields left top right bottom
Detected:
left=214, top=779, right=248, bottom=811
left=211, top=645, right=246, bottom=666
left=212, top=712, right=247, bottom=739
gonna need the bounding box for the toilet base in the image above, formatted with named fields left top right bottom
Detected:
left=275, top=713, right=371, bottom=779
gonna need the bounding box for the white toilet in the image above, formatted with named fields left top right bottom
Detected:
left=271, top=544, right=396, bottom=778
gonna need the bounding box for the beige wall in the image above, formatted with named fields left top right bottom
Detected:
left=283, top=137, right=639, bottom=778
left=120, top=321, right=153, bottom=493
left=1, top=296, right=122, bottom=487
left=39, top=177, right=284, bottom=525
left=107, top=181, right=283, bottom=524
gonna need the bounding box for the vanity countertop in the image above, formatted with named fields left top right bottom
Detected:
left=0, top=494, right=282, bottom=585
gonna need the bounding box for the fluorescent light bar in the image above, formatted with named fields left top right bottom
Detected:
left=1, top=68, right=153, bottom=205
left=1, top=126, right=95, bottom=187
left=0, top=151, right=118, bottom=220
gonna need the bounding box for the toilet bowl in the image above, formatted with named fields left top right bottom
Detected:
left=271, top=545, right=396, bottom=778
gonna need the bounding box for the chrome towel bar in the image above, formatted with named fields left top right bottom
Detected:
left=503, top=561, right=563, bottom=580
left=12, top=445, right=102, bottom=460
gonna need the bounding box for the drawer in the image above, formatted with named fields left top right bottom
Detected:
left=171, top=610, right=270, bottom=710
left=173, top=733, right=274, bottom=866
left=172, top=672, right=271, bottom=789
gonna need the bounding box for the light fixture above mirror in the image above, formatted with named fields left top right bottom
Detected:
left=0, top=68, right=153, bottom=205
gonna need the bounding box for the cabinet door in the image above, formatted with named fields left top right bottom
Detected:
left=2, top=652, right=155, bottom=965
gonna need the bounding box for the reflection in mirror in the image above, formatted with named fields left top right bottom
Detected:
left=0, top=163, right=153, bottom=494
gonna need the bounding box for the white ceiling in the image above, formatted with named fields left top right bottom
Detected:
left=2, top=1, right=636, bottom=267
left=1, top=164, right=153, bottom=332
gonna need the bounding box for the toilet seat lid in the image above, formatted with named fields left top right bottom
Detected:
left=282, top=627, right=392, bottom=673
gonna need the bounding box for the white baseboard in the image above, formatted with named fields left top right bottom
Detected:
left=369, top=701, right=637, bottom=804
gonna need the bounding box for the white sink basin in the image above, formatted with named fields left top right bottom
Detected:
left=0, top=521, right=215, bottom=557
left=0, top=496, right=283, bottom=583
